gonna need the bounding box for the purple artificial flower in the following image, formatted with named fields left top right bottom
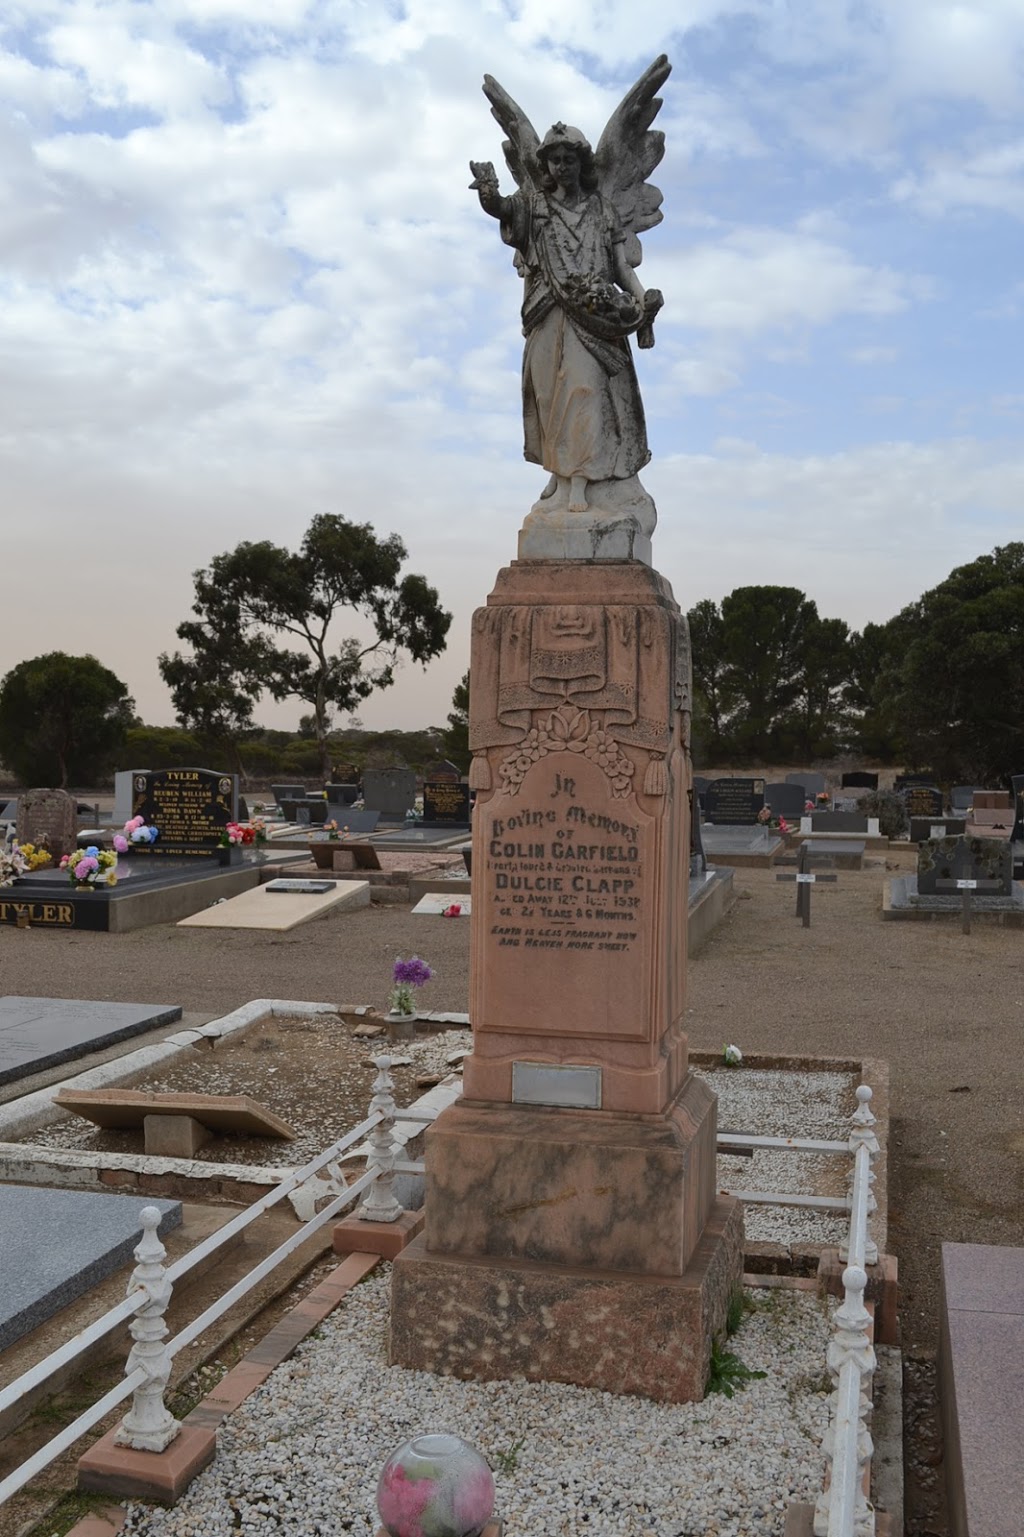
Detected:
left=113, top=834, right=129, bottom=853
left=393, top=955, right=434, bottom=988
left=73, top=856, right=98, bottom=878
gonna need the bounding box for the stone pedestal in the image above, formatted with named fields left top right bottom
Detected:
left=390, top=558, right=743, bottom=1402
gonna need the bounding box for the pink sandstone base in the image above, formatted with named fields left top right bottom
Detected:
left=390, top=1195, right=743, bottom=1403
left=332, top=1208, right=424, bottom=1260
left=421, top=1077, right=719, bottom=1276
left=78, top=1424, right=216, bottom=1503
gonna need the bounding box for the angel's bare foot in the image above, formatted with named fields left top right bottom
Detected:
left=540, top=474, right=558, bottom=500
left=568, top=475, right=588, bottom=513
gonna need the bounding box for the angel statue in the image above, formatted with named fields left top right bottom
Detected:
left=470, top=55, right=670, bottom=554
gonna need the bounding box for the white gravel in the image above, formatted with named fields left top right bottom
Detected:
left=694, top=1067, right=855, bottom=1248
left=118, top=1268, right=835, bottom=1537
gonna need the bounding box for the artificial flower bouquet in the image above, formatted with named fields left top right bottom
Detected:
left=0, top=847, right=28, bottom=888
left=389, top=955, right=434, bottom=1017
left=16, top=841, right=51, bottom=870
left=121, top=816, right=159, bottom=848
left=60, top=845, right=118, bottom=887
left=219, top=821, right=254, bottom=848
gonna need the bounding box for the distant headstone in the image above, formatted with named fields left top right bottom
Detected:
left=764, top=782, right=807, bottom=820
left=326, top=783, right=359, bottom=807
left=894, top=772, right=939, bottom=793
left=950, top=785, right=983, bottom=813
left=113, top=769, right=137, bottom=825
left=331, top=762, right=360, bottom=785
left=902, top=785, right=944, bottom=819
left=363, top=767, right=416, bottom=819
left=422, top=781, right=471, bottom=826
left=0, top=798, right=18, bottom=824
left=689, top=788, right=707, bottom=875
left=788, top=771, right=826, bottom=798
left=917, top=835, right=1012, bottom=898
left=317, top=808, right=380, bottom=835
left=972, top=791, right=1011, bottom=810
left=841, top=771, right=878, bottom=790
left=272, top=783, right=306, bottom=805
left=810, top=811, right=870, bottom=834
left=16, top=788, right=77, bottom=861
left=702, top=778, right=765, bottom=825
left=424, top=759, right=461, bottom=783
left=131, top=767, right=238, bottom=856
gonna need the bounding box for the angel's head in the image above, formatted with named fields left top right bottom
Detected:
left=537, top=122, right=597, bottom=193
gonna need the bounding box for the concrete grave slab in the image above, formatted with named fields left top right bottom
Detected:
left=176, top=879, right=369, bottom=930
left=0, top=997, right=182, bottom=1088
left=54, top=1088, right=295, bottom=1143
left=412, top=893, right=472, bottom=915
left=0, top=1184, right=180, bottom=1351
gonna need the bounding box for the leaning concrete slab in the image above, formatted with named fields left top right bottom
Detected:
left=53, top=1089, right=295, bottom=1140
left=177, top=879, right=369, bottom=930
left=0, top=997, right=182, bottom=1088
left=0, top=1185, right=180, bottom=1351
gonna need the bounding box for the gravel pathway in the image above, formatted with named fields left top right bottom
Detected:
left=119, top=1269, right=835, bottom=1537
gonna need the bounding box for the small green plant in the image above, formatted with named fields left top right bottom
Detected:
left=491, top=1438, right=525, bottom=1475
left=725, top=1288, right=745, bottom=1336
left=705, top=1338, right=768, bottom=1399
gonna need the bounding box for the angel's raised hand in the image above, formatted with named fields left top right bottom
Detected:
left=469, top=160, right=498, bottom=190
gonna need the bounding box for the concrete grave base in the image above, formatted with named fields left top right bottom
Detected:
left=883, top=874, right=1024, bottom=924
left=390, top=1195, right=743, bottom=1402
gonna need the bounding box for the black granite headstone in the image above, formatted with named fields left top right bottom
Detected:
left=903, top=785, right=944, bottom=819
left=702, top=778, right=765, bottom=825
left=130, top=767, right=238, bottom=856
left=764, top=782, right=807, bottom=820
left=894, top=773, right=939, bottom=793
left=422, top=781, right=471, bottom=826
left=841, top=771, right=878, bottom=790
left=810, top=811, right=870, bottom=834
left=917, top=835, right=1012, bottom=898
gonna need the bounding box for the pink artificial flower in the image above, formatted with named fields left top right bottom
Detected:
left=377, top=1464, right=435, bottom=1535
left=125, top=816, right=144, bottom=832
left=442, top=903, right=462, bottom=917
left=73, top=856, right=98, bottom=878
left=113, top=834, right=129, bottom=853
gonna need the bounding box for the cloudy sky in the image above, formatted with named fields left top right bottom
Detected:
left=3, top=1, right=1023, bottom=732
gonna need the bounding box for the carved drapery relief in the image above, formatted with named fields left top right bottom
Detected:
left=470, top=601, right=691, bottom=795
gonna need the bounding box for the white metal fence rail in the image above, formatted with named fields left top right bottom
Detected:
left=0, top=1061, right=413, bottom=1509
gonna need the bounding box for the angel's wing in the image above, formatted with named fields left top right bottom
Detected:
left=482, top=74, right=541, bottom=192
left=594, top=54, right=672, bottom=268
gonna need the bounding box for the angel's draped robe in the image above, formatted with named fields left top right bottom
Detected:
left=499, top=189, right=651, bottom=486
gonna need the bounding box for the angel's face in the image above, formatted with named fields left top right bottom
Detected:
left=546, top=143, right=582, bottom=190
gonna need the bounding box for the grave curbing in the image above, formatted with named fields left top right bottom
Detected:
left=0, top=999, right=341, bottom=1142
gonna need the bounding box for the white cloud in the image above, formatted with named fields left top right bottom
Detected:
left=664, top=227, right=923, bottom=334
left=892, top=139, right=1024, bottom=218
